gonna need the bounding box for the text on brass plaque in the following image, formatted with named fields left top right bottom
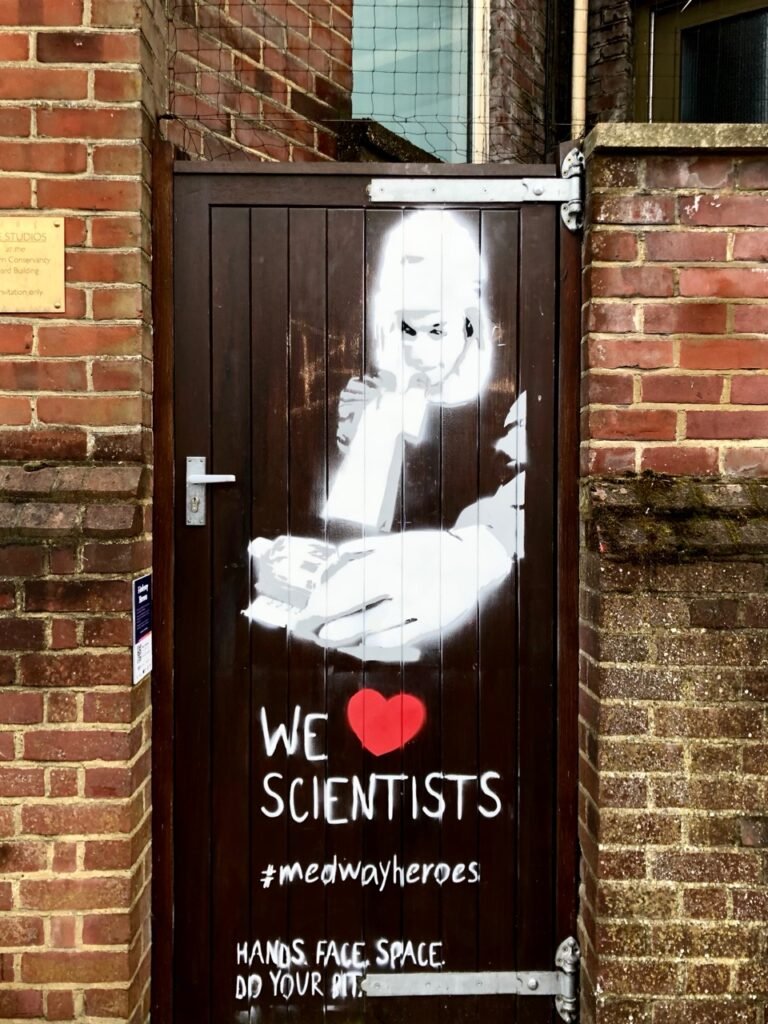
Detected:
left=0, top=216, right=65, bottom=314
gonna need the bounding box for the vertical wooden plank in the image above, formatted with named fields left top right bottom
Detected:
left=516, top=204, right=558, bottom=1023
left=249, top=206, right=291, bottom=1024
left=151, top=138, right=175, bottom=1024
left=324, top=207, right=367, bottom=1016
left=286, top=206, right=328, bottom=1024
left=395, top=209, right=442, bottom=1024
left=209, top=206, right=253, bottom=1019
left=172, top=178, right=213, bottom=1021
left=437, top=209, right=482, bottom=1024
left=476, top=208, right=520, bottom=1024
left=361, top=209, right=405, bottom=1024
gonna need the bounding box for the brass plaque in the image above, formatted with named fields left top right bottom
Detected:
left=0, top=216, right=65, bottom=313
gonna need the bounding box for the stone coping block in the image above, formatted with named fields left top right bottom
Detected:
left=585, top=123, right=768, bottom=157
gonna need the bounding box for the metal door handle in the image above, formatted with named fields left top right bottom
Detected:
left=186, top=456, right=236, bottom=526
left=187, top=473, right=236, bottom=484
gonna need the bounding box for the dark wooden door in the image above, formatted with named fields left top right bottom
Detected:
left=169, top=165, right=578, bottom=1024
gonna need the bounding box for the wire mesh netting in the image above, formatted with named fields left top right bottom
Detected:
left=351, top=0, right=473, bottom=161
left=165, top=0, right=560, bottom=163
left=165, top=0, right=768, bottom=164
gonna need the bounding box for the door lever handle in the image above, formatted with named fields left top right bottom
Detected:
left=187, top=473, right=236, bottom=485
left=186, top=456, right=236, bottom=526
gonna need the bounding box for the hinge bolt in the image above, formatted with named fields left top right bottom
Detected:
left=527, top=977, right=539, bottom=991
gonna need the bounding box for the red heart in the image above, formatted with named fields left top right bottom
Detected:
left=346, top=689, right=426, bottom=756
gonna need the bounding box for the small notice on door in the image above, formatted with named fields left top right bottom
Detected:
left=0, top=216, right=65, bottom=313
left=132, top=574, right=153, bottom=685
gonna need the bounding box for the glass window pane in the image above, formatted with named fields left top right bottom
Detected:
left=681, top=8, right=768, bottom=122
left=352, top=0, right=471, bottom=161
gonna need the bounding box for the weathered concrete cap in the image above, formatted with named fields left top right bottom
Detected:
left=584, top=122, right=768, bottom=158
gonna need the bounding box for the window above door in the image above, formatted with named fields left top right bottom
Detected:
left=350, top=0, right=488, bottom=162
left=635, top=0, right=768, bottom=123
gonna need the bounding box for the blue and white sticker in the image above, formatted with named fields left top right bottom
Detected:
left=132, top=573, right=152, bottom=685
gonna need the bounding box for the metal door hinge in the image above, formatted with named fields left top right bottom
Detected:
left=553, top=935, right=580, bottom=1022
left=362, top=936, right=580, bottom=1022
left=366, top=150, right=584, bottom=234
left=185, top=456, right=236, bottom=526
left=560, top=147, right=585, bottom=233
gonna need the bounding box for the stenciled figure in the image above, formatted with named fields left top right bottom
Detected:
left=245, top=211, right=526, bottom=663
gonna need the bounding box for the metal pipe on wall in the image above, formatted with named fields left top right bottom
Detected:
left=571, top=0, right=589, bottom=136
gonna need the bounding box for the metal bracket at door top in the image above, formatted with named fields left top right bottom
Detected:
left=367, top=148, right=585, bottom=233
left=362, top=937, right=580, bottom=1022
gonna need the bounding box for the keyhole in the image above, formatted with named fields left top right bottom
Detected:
left=191, top=495, right=200, bottom=512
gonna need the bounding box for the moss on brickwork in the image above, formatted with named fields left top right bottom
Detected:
left=583, top=474, right=768, bottom=561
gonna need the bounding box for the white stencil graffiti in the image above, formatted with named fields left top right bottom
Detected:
left=245, top=211, right=526, bottom=662
left=325, top=211, right=491, bottom=531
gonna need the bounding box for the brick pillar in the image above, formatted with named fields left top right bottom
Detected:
left=0, top=1, right=167, bottom=1020
left=580, top=124, right=768, bottom=1023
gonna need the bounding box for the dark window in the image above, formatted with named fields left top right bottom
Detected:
left=634, top=0, right=768, bottom=123
left=681, top=8, right=768, bottom=122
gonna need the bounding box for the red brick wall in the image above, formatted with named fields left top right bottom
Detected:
left=584, top=143, right=768, bottom=476
left=580, top=131, right=768, bottom=1023
left=0, top=1, right=161, bottom=1019
left=166, top=0, right=352, bottom=160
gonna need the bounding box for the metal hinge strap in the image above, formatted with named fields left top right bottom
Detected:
left=366, top=148, right=584, bottom=234
left=367, top=177, right=578, bottom=205
left=362, top=936, right=580, bottom=1022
